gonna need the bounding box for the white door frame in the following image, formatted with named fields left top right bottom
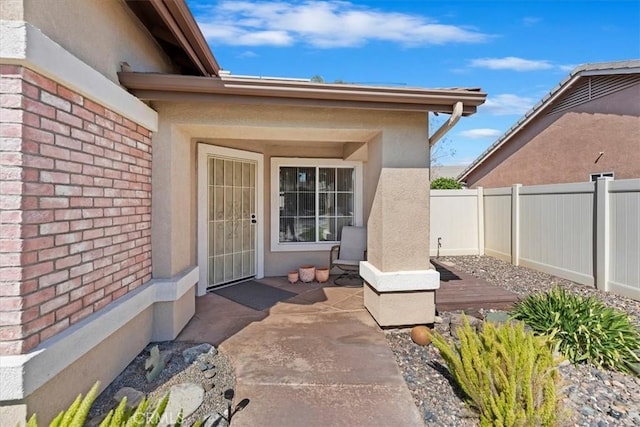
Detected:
left=197, top=144, right=264, bottom=296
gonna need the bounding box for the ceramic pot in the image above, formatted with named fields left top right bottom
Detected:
left=287, top=271, right=299, bottom=284
left=315, top=267, right=329, bottom=283
left=299, top=265, right=316, bottom=283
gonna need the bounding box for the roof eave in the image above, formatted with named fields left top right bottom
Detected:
left=127, top=0, right=220, bottom=76
left=118, top=72, right=487, bottom=114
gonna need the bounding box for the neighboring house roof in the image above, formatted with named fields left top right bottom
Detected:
left=118, top=72, right=487, bottom=114
left=458, top=59, right=640, bottom=182
left=126, top=0, right=220, bottom=76
left=431, top=165, right=468, bottom=179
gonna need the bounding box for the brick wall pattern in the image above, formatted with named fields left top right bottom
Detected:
left=0, top=65, right=152, bottom=355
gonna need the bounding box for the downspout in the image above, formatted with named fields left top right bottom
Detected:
left=429, top=101, right=463, bottom=147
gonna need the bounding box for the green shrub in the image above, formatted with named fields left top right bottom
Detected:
left=429, top=316, right=562, bottom=426
left=511, top=287, right=640, bottom=374
left=430, top=177, right=463, bottom=189
left=25, top=382, right=198, bottom=427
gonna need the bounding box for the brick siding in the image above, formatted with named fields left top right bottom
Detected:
left=0, top=66, right=152, bottom=355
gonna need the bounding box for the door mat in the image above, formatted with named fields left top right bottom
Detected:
left=211, top=281, right=298, bottom=311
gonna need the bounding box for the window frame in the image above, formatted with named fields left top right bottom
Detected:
left=270, top=157, right=363, bottom=252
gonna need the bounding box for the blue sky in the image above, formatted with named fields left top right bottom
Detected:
left=186, top=0, right=640, bottom=165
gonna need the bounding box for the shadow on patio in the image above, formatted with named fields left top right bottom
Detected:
left=176, top=276, right=424, bottom=426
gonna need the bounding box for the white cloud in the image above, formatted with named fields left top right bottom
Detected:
left=558, top=64, right=577, bottom=72
left=458, top=128, right=502, bottom=139
left=522, top=17, right=541, bottom=26
left=194, top=1, right=492, bottom=48
left=470, top=56, right=554, bottom=71
left=482, top=94, right=536, bottom=115
left=237, top=50, right=259, bottom=58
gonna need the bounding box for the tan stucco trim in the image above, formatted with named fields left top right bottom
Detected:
left=360, top=261, right=440, bottom=292
left=0, top=20, right=158, bottom=131
left=0, top=267, right=197, bottom=401
left=118, top=72, right=486, bottom=114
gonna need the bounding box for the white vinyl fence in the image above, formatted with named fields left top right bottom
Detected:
left=430, top=178, right=640, bottom=300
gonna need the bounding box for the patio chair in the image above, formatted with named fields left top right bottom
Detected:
left=329, top=226, right=367, bottom=286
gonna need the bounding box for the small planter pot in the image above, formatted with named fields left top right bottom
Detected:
left=299, top=265, right=316, bottom=283
left=315, top=267, right=330, bottom=283
left=287, top=271, right=299, bottom=284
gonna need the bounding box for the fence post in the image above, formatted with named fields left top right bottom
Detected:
left=511, top=184, right=521, bottom=266
left=477, top=187, right=485, bottom=255
left=596, top=177, right=611, bottom=290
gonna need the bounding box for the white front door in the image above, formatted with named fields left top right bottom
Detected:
left=197, top=145, right=264, bottom=295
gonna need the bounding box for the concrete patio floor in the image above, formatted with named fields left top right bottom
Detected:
left=177, top=277, right=424, bottom=427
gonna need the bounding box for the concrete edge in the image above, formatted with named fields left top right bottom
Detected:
left=360, top=261, right=440, bottom=292
left=0, top=266, right=198, bottom=400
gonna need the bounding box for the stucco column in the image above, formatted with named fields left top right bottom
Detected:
left=366, top=168, right=432, bottom=271
left=360, top=130, right=440, bottom=326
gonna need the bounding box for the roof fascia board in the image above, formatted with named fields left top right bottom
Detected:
left=579, top=67, right=640, bottom=77
left=118, top=72, right=486, bottom=113
left=162, top=0, right=220, bottom=75
left=126, top=89, right=478, bottom=113
left=148, top=0, right=219, bottom=76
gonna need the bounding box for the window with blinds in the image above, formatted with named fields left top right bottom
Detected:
left=279, top=166, right=355, bottom=243
left=270, top=158, right=362, bottom=252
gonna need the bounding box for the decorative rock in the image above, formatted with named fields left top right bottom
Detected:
left=113, top=387, right=144, bottom=409
left=484, top=311, right=510, bottom=324
left=183, top=343, right=214, bottom=364
left=196, top=353, right=214, bottom=371
left=204, top=369, right=217, bottom=379
left=203, top=381, right=215, bottom=392
left=161, top=383, right=204, bottom=425
left=410, top=325, right=432, bottom=346
left=609, top=407, right=624, bottom=420
left=433, top=316, right=443, bottom=324
left=198, top=360, right=214, bottom=371
left=581, top=406, right=595, bottom=417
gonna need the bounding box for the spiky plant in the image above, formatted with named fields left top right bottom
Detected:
left=24, top=381, right=196, bottom=427
left=511, top=287, right=640, bottom=374
left=429, top=316, right=563, bottom=426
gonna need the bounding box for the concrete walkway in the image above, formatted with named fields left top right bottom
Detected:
left=177, top=277, right=424, bottom=427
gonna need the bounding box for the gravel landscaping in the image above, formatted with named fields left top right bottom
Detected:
left=88, top=341, right=236, bottom=426
left=83, top=255, right=639, bottom=426
left=386, top=255, right=640, bottom=427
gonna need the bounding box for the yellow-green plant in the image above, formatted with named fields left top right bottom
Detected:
left=24, top=381, right=200, bottom=427
left=429, top=316, right=562, bottom=426
left=511, top=287, right=640, bottom=374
